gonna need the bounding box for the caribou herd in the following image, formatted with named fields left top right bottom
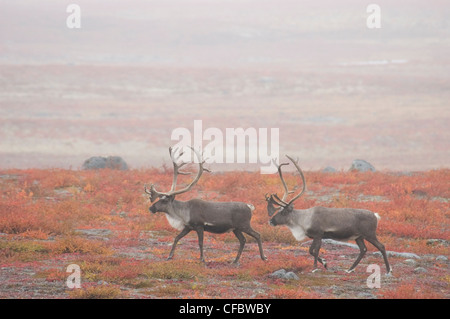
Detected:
left=145, top=146, right=391, bottom=274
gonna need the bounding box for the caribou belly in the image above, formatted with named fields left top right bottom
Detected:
left=204, top=222, right=233, bottom=234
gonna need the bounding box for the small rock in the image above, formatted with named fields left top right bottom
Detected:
left=270, top=269, right=286, bottom=279
left=323, top=239, right=359, bottom=249
left=374, top=251, right=421, bottom=259
left=323, top=166, right=337, bottom=173
left=82, top=156, right=128, bottom=170
left=75, top=228, right=112, bottom=241
left=284, top=272, right=299, bottom=280
left=349, top=159, right=376, bottom=172
left=414, top=267, right=427, bottom=273
left=357, top=292, right=376, bottom=299
left=269, top=269, right=299, bottom=280
left=427, top=239, right=449, bottom=247
left=119, top=212, right=128, bottom=218
left=252, top=288, right=266, bottom=297
left=436, top=255, right=448, bottom=261
left=403, top=259, right=418, bottom=266
left=97, top=280, right=109, bottom=285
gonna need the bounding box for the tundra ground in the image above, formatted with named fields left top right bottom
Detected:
left=0, top=169, right=448, bottom=299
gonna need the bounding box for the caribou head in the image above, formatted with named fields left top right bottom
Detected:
left=265, top=155, right=306, bottom=226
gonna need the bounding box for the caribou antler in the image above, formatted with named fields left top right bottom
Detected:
left=284, top=155, right=306, bottom=206
left=144, top=184, right=160, bottom=203
left=146, top=146, right=210, bottom=201
left=268, top=155, right=306, bottom=208
left=168, top=146, right=192, bottom=192
left=272, top=158, right=291, bottom=204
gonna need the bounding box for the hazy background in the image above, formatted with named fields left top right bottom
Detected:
left=0, top=0, right=449, bottom=171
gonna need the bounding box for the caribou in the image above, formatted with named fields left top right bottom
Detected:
left=266, top=156, right=391, bottom=274
left=145, top=146, right=267, bottom=264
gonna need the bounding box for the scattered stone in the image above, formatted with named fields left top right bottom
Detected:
left=373, top=251, right=421, bottom=259
left=75, top=228, right=112, bottom=240
left=357, top=292, right=376, bottom=299
left=414, top=267, right=427, bottom=273
left=323, top=239, right=358, bottom=249
left=284, top=272, right=299, bottom=280
left=270, top=269, right=287, bottom=279
left=349, top=159, right=376, bottom=172
left=82, top=156, right=128, bottom=170
left=436, top=255, right=448, bottom=261
left=269, top=269, right=299, bottom=280
left=323, top=166, right=337, bottom=173
left=322, top=239, right=422, bottom=260
left=119, top=212, right=128, bottom=218
left=427, top=239, right=449, bottom=247
left=357, top=194, right=389, bottom=203
left=97, top=280, right=109, bottom=285
left=403, top=259, right=418, bottom=266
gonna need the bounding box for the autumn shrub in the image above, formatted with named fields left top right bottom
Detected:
left=68, top=284, right=123, bottom=299
left=0, top=239, right=50, bottom=261
left=0, top=167, right=449, bottom=299
left=48, top=236, right=112, bottom=255
left=258, top=224, right=297, bottom=244
left=377, top=281, right=444, bottom=299
left=100, top=260, right=148, bottom=283
left=270, top=286, right=321, bottom=299
left=244, top=252, right=311, bottom=277
left=0, top=195, right=78, bottom=237
left=143, top=260, right=206, bottom=280
left=21, top=229, right=50, bottom=240
left=35, top=268, right=68, bottom=282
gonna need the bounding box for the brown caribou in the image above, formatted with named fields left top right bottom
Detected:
left=266, top=155, right=391, bottom=274
left=145, top=146, right=267, bottom=264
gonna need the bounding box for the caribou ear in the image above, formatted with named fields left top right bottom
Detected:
left=151, top=190, right=163, bottom=203
left=266, top=194, right=281, bottom=217
left=146, top=185, right=160, bottom=203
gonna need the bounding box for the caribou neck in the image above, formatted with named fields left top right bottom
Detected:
left=169, top=199, right=190, bottom=217
left=284, top=208, right=314, bottom=241
left=288, top=208, right=313, bottom=227
left=160, top=199, right=191, bottom=230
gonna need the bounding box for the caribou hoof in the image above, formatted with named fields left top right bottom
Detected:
left=345, top=269, right=355, bottom=274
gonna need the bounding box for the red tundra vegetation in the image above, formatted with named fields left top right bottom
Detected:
left=0, top=168, right=448, bottom=298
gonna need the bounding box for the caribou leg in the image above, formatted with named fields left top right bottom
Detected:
left=232, top=230, right=246, bottom=264
left=346, top=236, right=367, bottom=273
left=309, top=237, right=327, bottom=271
left=168, top=227, right=191, bottom=260
left=195, top=227, right=205, bottom=262
left=366, top=236, right=391, bottom=274
left=243, top=227, right=267, bottom=261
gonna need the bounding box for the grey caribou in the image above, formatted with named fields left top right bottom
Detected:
left=265, top=155, right=391, bottom=274
left=145, top=146, right=267, bottom=264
